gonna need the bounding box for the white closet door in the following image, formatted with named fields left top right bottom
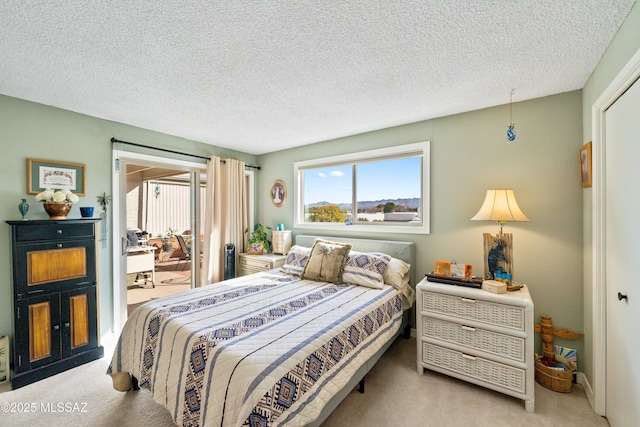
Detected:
left=605, top=76, right=640, bottom=427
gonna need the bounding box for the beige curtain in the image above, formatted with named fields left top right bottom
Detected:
left=201, top=157, right=247, bottom=285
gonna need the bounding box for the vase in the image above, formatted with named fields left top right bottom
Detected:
left=18, top=199, right=29, bottom=220
left=43, top=201, right=72, bottom=220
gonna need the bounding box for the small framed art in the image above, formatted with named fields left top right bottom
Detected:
left=579, top=142, right=592, bottom=188
left=27, top=158, right=86, bottom=195
left=270, top=180, right=286, bottom=207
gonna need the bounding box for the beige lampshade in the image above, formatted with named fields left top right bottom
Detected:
left=471, top=189, right=529, bottom=231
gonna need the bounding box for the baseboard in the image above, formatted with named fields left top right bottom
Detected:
left=100, top=332, right=117, bottom=358
left=576, top=372, right=597, bottom=412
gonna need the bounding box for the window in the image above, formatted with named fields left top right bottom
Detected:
left=294, top=142, right=430, bottom=234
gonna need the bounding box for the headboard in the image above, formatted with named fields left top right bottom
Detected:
left=295, top=234, right=415, bottom=283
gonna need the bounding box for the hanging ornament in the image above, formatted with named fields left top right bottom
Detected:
left=154, top=184, right=161, bottom=199
left=507, top=89, right=516, bottom=142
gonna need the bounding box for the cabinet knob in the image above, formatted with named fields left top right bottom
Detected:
left=53, top=325, right=60, bottom=330
left=57, top=243, right=63, bottom=248
left=64, top=322, right=70, bottom=328
left=57, top=229, right=63, bottom=234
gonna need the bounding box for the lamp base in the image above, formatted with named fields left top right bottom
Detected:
left=482, top=232, right=514, bottom=283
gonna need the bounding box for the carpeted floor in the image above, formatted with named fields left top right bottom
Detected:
left=0, top=336, right=609, bottom=427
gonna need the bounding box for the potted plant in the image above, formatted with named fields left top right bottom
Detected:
left=245, top=224, right=271, bottom=254
left=35, top=188, right=80, bottom=219
left=162, top=227, right=177, bottom=253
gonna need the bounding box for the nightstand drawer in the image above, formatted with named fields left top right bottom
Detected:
left=238, top=253, right=286, bottom=276
left=423, top=342, right=526, bottom=394
left=423, top=316, right=525, bottom=362
left=422, top=291, right=524, bottom=331
left=240, top=257, right=273, bottom=270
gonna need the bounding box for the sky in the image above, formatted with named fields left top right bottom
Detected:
left=303, top=156, right=421, bottom=204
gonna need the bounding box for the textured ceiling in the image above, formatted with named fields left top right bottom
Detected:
left=0, top=1, right=635, bottom=155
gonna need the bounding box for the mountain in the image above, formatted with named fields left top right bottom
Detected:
left=307, top=198, right=420, bottom=210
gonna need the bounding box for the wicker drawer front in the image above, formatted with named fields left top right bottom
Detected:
left=423, top=342, right=525, bottom=393
left=423, top=291, right=524, bottom=330
left=423, top=317, right=525, bottom=362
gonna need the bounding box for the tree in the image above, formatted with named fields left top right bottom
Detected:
left=383, top=202, right=396, bottom=213
left=308, top=204, right=347, bottom=222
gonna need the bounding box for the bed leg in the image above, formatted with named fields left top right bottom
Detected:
left=358, top=377, right=365, bottom=394
left=131, top=375, right=140, bottom=391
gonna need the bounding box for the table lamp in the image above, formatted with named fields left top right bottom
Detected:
left=471, top=189, right=529, bottom=281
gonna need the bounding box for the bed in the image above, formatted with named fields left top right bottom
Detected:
left=108, top=235, right=415, bottom=426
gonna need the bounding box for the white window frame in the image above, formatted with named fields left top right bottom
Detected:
left=294, top=141, right=430, bottom=235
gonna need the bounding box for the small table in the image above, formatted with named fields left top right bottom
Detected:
left=127, top=245, right=156, bottom=287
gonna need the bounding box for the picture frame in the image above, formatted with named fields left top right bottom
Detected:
left=482, top=232, right=514, bottom=282
left=579, top=142, right=592, bottom=188
left=270, top=179, right=286, bottom=207
left=27, top=158, right=86, bottom=195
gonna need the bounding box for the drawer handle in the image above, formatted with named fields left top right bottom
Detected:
left=461, top=297, right=476, bottom=304
left=461, top=325, right=476, bottom=332
left=461, top=354, right=477, bottom=361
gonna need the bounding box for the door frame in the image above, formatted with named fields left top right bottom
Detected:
left=591, top=46, right=640, bottom=416
left=111, top=148, right=206, bottom=335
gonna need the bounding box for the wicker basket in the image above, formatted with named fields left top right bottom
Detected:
left=534, top=354, right=575, bottom=392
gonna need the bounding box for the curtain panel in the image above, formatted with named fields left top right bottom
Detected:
left=201, top=157, right=247, bottom=284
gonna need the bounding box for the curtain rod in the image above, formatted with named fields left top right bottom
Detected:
left=110, top=138, right=261, bottom=170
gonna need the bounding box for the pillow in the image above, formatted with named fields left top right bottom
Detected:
left=342, top=250, right=391, bottom=289
left=383, top=257, right=411, bottom=289
left=279, top=245, right=311, bottom=277
left=396, top=272, right=416, bottom=310
left=301, top=239, right=352, bottom=284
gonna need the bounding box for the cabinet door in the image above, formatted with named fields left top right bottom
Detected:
left=60, top=286, right=98, bottom=358
left=14, top=293, right=62, bottom=373
left=15, top=238, right=96, bottom=297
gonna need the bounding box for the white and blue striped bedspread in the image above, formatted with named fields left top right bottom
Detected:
left=108, top=271, right=403, bottom=427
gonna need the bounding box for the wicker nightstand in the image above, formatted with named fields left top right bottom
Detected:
left=416, top=277, right=535, bottom=412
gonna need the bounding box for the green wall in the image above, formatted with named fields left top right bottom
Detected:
left=0, top=94, right=257, bottom=340
left=258, top=90, right=585, bottom=359
left=581, top=0, right=640, bottom=398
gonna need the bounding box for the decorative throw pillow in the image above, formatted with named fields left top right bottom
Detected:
left=279, top=245, right=311, bottom=277
left=301, top=239, right=352, bottom=284
left=383, top=257, right=411, bottom=289
left=342, top=250, right=391, bottom=289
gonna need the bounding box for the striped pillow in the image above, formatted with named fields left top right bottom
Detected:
left=342, top=251, right=391, bottom=289
left=279, top=245, right=311, bottom=277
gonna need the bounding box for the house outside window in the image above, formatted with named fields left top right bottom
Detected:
left=294, top=141, right=430, bottom=234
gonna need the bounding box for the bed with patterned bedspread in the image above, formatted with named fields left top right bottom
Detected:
left=108, top=269, right=407, bottom=426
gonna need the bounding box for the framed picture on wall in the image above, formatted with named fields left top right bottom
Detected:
left=27, top=158, right=86, bottom=195
left=270, top=180, right=286, bottom=207
left=579, top=142, right=592, bottom=188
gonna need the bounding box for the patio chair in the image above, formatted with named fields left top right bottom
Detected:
left=175, top=234, right=191, bottom=271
